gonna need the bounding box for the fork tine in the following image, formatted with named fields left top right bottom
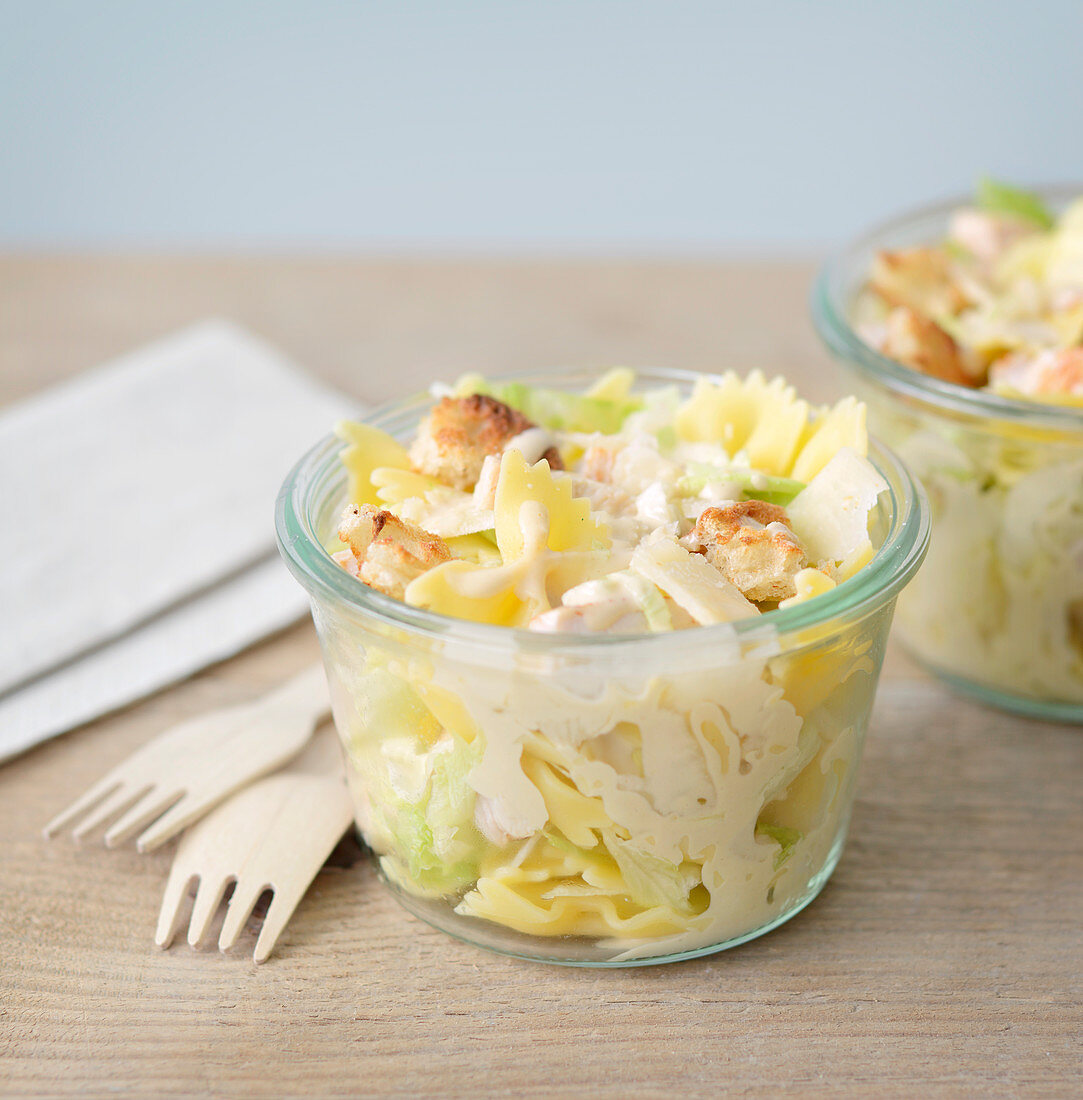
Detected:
left=135, top=790, right=217, bottom=854
left=71, top=784, right=152, bottom=842
left=43, top=778, right=123, bottom=838
left=187, top=875, right=235, bottom=947
left=155, top=871, right=198, bottom=950
left=218, top=880, right=271, bottom=954
left=253, top=887, right=306, bottom=964
left=104, top=788, right=184, bottom=849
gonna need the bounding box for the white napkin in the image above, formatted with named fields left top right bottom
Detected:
left=0, top=320, right=356, bottom=761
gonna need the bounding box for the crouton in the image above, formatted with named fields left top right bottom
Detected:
left=337, top=504, right=451, bottom=599
left=685, top=501, right=807, bottom=602
left=409, top=394, right=562, bottom=490
left=869, top=247, right=969, bottom=318
left=879, top=306, right=979, bottom=387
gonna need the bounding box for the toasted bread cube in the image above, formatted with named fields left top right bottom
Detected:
left=686, top=501, right=808, bottom=603
left=870, top=247, right=969, bottom=318
left=409, top=394, right=562, bottom=490
left=337, top=504, right=451, bottom=599
left=879, top=306, right=979, bottom=387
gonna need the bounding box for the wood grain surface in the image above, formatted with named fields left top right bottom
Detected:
left=1, top=256, right=1080, bottom=1098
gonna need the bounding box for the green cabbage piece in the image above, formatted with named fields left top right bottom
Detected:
left=376, top=736, right=485, bottom=896
left=676, top=463, right=806, bottom=505
left=347, top=664, right=486, bottom=897
left=603, top=831, right=696, bottom=913
left=655, top=424, right=678, bottom=451
left=454, top=374, right=642, bottom=434
left=976, top=177, right=1054, bottom=230
left=755, top=823, right=803, bottom=871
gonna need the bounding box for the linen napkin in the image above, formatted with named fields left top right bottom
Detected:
left=0, top=320, right=356, bottom=761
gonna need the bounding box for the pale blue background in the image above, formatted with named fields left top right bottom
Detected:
left=2, top=0, right=1081, bottom=251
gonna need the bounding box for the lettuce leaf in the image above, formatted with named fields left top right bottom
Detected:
left=603, top=831, right=696, bottom=913
left=454, top=374, right=642, bottom=434
left=976, top=177, right=1054, bottom=230
left=755, top=822, right=803, bottom=871
left=355, top=691, right=487, bottom=897
left=676, top=463, right=806, bottom=505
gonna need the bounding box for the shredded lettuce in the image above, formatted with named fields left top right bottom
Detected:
left=676, top=463, right=806, bottom=505
left=348, top=668, right=486, bottom=896
left=454, top=374, right=642, bottom=434
left=755, top=823, right=803, bottom=871
left=376, top=735, right=485, bottom=896
left=976, top=177, right=1054, bottom=230
left=602, top=831, right=696, bottom=913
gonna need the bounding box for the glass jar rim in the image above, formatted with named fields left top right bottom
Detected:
left=275, top=365, right=930, bottom=657
left=812, top=184, right=1083, bottom=435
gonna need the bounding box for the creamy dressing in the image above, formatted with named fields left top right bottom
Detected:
left=382, top=638, right=871, bottom=959
left=503, top=427, right=556, bottom=465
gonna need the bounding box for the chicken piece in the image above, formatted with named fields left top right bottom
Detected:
left=684, top=501, right=807, bottom=603
left=409, top=394, right=563, bottom=490
left=990, top=347, right=1083, bottom=397
left=869, top=246, right=969, bottom=318
left=580, top=442, right=617, bottom=483
left=878, top=306, right=980, bottom=387
left=337, top=504, right=451, bottom=600
left=948, top=208, right=1037, bottom=265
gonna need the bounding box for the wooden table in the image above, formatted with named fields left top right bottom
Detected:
left=2, top=257, right=1080, bottom=1098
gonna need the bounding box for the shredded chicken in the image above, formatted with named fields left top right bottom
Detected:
left=409, top=394, right=563, bottom=490
left=683, top=501, right=808, bottom=602
left=337, top=504, right=451, bottom=599
left=580, top=442, right=617, bottom=483
left=948, top=209, right=1037, bottom=265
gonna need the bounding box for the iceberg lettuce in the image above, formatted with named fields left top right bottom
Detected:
left=976, top=177, right=1054, bottom=230
left=676, top=463, right=805, bottom=505
left=755, top=823, right=803, bottom=871
left=454, top=374, right=642, bottom=434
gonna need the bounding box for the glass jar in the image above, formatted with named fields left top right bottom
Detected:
left=813, top=191, right=1083, bottom=722
left=276, top=367, right=929, bottom=965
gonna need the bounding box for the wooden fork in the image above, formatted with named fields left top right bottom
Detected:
left=154, top=723, right=354, bottom=963
left=44, top=663, right=329, bottom=851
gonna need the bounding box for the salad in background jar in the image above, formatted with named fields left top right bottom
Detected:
left=814, top=182, right=1083, bottom=720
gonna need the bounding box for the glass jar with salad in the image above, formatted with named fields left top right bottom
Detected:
left=814, top=182, right=1083, bottom=722
left=277, top=367, right=928, bottom=964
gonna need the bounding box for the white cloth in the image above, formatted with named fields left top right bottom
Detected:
left=0, top=320, right=356, bottom=761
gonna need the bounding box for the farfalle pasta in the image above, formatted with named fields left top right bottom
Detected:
left=278, top=368, right=928, bottom=963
